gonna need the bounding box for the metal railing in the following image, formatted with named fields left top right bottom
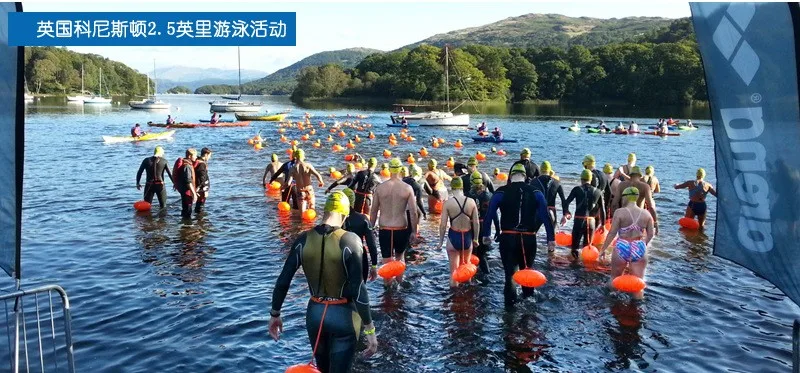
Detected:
left=0, top=285, right=75, bottom=373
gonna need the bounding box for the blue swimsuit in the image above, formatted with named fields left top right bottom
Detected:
left=447, top=197, right=474, bottom=251
left=615, top=208, right=647, bottom=262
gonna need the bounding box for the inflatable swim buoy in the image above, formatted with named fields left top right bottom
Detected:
left=612, top=274, right=646, bottom=293
left=512, top=269, right=547, bottom=287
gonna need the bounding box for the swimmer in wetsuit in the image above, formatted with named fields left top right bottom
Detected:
left=531, top=161, right=566, bottom=230
left=268, top=152, right=299, bottom=209
left=461, top=157, right=495, bottom=193
left=562, top=169, right=606, bottom=259
left=401, top=166, right=427, bottom=223
left=350, top=158, right=381, bottom=215
left=325, top=164, right=357, bottom=194
left=482, top=164, right=555, bottom=306
left=674, top=168, right=717, bottom=228
left=370, top=158, right=418, bottom=287
left=600, top=187, right=655, bottom=300
left=438, top=178, right=480, bottom=288
left=508, top=148, right=539, bottom=184
left=136, top=146, right=174, bottom=209
left=467, top=171, right=499, bottom=281
left=341, top=188, right=379, bottom=282
left=269, top=192, right=379, bottom=372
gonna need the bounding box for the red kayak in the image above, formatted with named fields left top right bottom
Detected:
left=644, top=131, right=680, bottom=136
left=148, top=121, right=250, bottom=128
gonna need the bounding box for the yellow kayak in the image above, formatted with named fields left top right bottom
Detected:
left=102, top=130, right=176, bottom=143
left=235, top=113, right=287, bottom=121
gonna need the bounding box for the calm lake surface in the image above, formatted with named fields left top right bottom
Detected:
left=11, top=95, right=797, bottom=372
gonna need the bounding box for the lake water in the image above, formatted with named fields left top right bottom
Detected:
left=13, top=95, right=797, bottom=372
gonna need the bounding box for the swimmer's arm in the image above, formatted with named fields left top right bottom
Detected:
left=654, top=180, right=661, bottom=193
left=482, top=192, right=502, bottom=238
left=327, top=175, right=347, bottom=192
left=341, top=233, right=372, bottom=325
left=470, top=201, right=480, bottom=243
left=609, top=186, right=621, bottom=217
left=309, top=165, right=324, bottom=185
left=644, top=216, right=655, bottom=246
left=438, top=206, right=447, bottom=249
left=270, top=234, right=306, bottom=314
left=136, top=159, right=148, bottom=186
left=556, top=183, right=566, bottom=206
left=362, top=221, right=379, bottom=267
left=369, top=190, right=379, bottom=227
left=485, top=174, right=495, bottom=193
left=441, top=172, right=452, bottom=182
left=415, top=187, right=426, bottom=219
left=645, top=190, right=658, bottom=227
left=406, top=188, right=418, bottom=234
left=674, top=180, right=692, bottom=189
left=164, top=161, right=173, bottom=184
left=600, top=216, right=620, bottom=257
left=597, top=191, right=606, bottom=226
left=563, top=187, right=577, bottom=218
left=535, top=192, right=555, bottom=242
left=707, top=183, right=717, bottom=197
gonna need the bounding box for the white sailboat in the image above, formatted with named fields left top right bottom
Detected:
left=66, top=64, right=86, bottom=102
left=390, top=45, right=470, bottom=126
left=209, top=47, right=263, bottom=113
left=130, top=60, right=170, bottom=110
left=83, top=68, right=112, bottom=104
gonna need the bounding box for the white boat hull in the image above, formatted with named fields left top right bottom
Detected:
left=83, top=97, right=112, bottom=104
left=390, top=112, right=470, bottom=126
left=129, top=101, right=171, bottom=110
left=66, top=96, right=86, bottom=102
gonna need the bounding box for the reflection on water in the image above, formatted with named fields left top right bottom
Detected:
left=606, top=300, right=646, bottom=371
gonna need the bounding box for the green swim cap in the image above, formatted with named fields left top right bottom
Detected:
left=629, top=166, right=642, bottom=176
left=628, top=153, right=637, bottom=162
left=582, top=154, right=595, bottom=166
left=368, top=157, right=378, bottom=167
left=294, top=149, right=305, bottom=161
left=389, top=158, right=403, bottom=172
left=324, top=191, right=350, bottom=216
left=410, top=164, right=422, bottom=177
left=521, top=148, right=531, bottom=157
left=401, top=167, right=409, bottom=177
left=493, top=167, right=500, bottom=175
left=540, top=161, right=552, bottom=173
left=622, top=186, right=640, bottom=202
left=428, top=159, right=438, bottom=170
left=154, top=146, right=164, bottom=157
left=697, top=168, right=706, bottom=179
left=346, top=163, right=355, bottom=173
left=603, top=163, right=613, bottom=174
left=271, top=153, right=278, bottom=162
left=510, top=163, right=526, bottom=175
left=381, top=163, right=389, bottom=170
left=581, top=169, right=593, bottom=181
left=470, top=171, right=483, bottom=185
left=451, top=177, right=463, bottom=190
left=467, top=157, right=478, bottom=166
left=342, top=188, right=356, bottom=208
left=645, top=166, right=654, bottom=175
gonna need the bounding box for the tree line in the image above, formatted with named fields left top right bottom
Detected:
left=24, top=47, right=152, bottom=96
left=291, top=20, right=706, bottom=105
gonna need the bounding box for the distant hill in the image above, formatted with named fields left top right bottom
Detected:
left=152, top=66, right=268, bottom=92
left=239, top=47, right=383, bottom=95
left=401, top=14, right=679, bottom=50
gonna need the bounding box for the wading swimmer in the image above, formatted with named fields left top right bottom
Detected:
left=370, top=159, right=419, bottom=287
left=423, top=159, right=452, bottom=211
left=269, top=192, right=378, bottom=372
left=287, top=149, right=325, bottom=212
left=532, top=161, right=566, bottom=231
left=401, top=166, right=427, bottom=224
left=193, top=147, right=212, bottom=214
left=349, top=158, right=381, bottom=215
left=482, top=164, right=555, bottom=306
left=610, top=166, right=659, bottom=235
left=136, top=146, right=173, bottom=209
left=508, top=148, right=539, bottom=184
left=325, top=163, right=357, bottom=194
left=674, top=168, right=717, bottom=228
left=262, top=154, right=281, bottom=188
left=269, top=152, right=299, bottom=209
left=461, top=156, right=495, bottom=193
left=613, top=153, right=637, bottom=182
left=600, top=187, right=655, bottom=300
left=644, top=166, right=661, bottom=194
left=174, top=148, right=198, bottom=220
left=467, top=171, right=499, bottom=281
left=437, top=177, right=480, bottom=288
left=562, top=170, right=606, bottom=259
left=341, top=188, right=379, bottom=282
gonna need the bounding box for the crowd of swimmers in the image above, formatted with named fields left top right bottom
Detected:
left=135, top=146, right=213, bottom=219
left=263, top=146, right=717, bottom=372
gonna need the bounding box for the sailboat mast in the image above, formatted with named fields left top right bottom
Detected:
left=445, top=45, right=450, bottom=112
left=152, top=59, right=156, bottom=96
left=237, top=46, right=242, bottom=98
left=99, top=68, right=102, bottom=96
left=80, top=64, right=84, bottom=94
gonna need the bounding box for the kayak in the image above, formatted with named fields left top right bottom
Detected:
left=148, top=122, right=197, bottom=128
left=677, top=126, right=698, bottom=130
left=103, top=130, right=176, bottom=143
left=235, top=113, right=287, bottom=121
left=472, top=137, right=518, bottom=143
left=644, top=131, right=681, bottom=136
left=199, top=119, right=234, bottom=123
left=647, top=125, right=678, bottom=130
left=386, top=123, right=420, bottom=128
left=587, top=128, right=609, bottom=133
left=567, top=127, right=580, bottom=132
left=148, top=121, right=251, bottom=128
left=614, top=130, right=628, bottom=135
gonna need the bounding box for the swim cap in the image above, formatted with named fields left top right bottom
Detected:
left=428, top=159, right=437, bottom=170
left=493, top=168, right=500, bottom=176
left=582, top=154, right=595, bottom=166
left=154, top=146, right=164, bottom=157
left=521, top=148, right=531, bottom=157
left=389, top=158, right=403, bottom=172
left=271, top=153, right=278, bottom=162
left=629, top=166, right=642, bottom=176
left=510, top=164, right=526, bottom=175
left=645, top=166, right=654, bottom=175
left=410, top=164, right=422, bottom=177
left=294, top=149, right=305, bottom=161
left=622, top=186, right=640, bottom=202
left=470, top=171, right=483, bottom=185
left=628, top=153, right=637, bottom=163
left=580, top=169, right=593, bottom=181
left=540, top=161, right=552, bottom=173
left=467, top=157, right=478, bottom=166
left=697, top=168, right=706, bottom=179
left=603, top=163, right=613, bottom=174
left=346, top=163, right=355, bottom=173
left=365, top=157, right=376, bottom=168
left=381, top=163, right=389, bottom=170
left=324, top=191, right=350, bottom=216
left=401, top=167, right=409, bottom=177
left=451, top=177, right=463, bottom=190
left=342, top=188, right=356, bottom=208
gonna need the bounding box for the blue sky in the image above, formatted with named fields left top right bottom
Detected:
left=23, top=1, right=692, bottom=74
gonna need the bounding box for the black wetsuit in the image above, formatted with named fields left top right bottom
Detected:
left=343, top=211, right=379, bottom=281
left=588, top=168, right=609, bottom=218
left=269, top=160, right=298, bottom=209
left=563, top=183, right=606, bottom=257
left=482, top=182, right=555, bottom=304
left=531, top=175, right=566, bottom=227
left=402, top=176, right=427, bottom=220
left=508, top=159, right=540, bottom=184
left=136, top=156, right=173, bottom=209
left=194, top=159, right=209, bottom=213
left=467, top=188, right=499, bottom=277
left=461, top=171, right=495, bottom=194
left=175, top=158, right=195, bottom=219
left=350, top=169, right=380, bottom=215
left=271, top=225, right=372, bottom=373
left=325, top=174, right=356, bottom=194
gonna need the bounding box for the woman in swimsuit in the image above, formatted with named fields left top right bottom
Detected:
left=674, top=168, right=717, bottom=228
left=423, top=159, right=452, bottom=211
left=600, top=186, right=655, bottom=300
left=438, top=178, right=480, bottom=288
left=613, top=153, right=637, bottom=182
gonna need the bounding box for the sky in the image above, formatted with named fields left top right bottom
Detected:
left=22, top=1, right=692, bottom=75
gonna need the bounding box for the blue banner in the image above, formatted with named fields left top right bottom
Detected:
left=0, top=2, right=21, bottom=278
left=8, top=12, right=296, bottom=46
left=691, top=2, right=800, bottom=305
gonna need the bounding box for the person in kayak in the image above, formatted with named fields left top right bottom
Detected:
left=341, top=188, right=379, bottom=282
left=491, top=127, right=503, bottom=140
left=462, top=157, right=495, bottom=193
left=613, top=153, right=637, bottom=182
left=262, top=154, right=282, bottom=188
left=610, top=166, right=659, bottom=234
left=269, top=152, right=299, bottom=209
left=599, top=186, right=655, bottom=300
left=467, top=171, right=499, bottom=281
left=350, top=158, right=381, bottom=215
left=166, top=115, right=175, bottom=125
left=644, top=166, right=661, bottom=194
left=268, top=192, right=379, bottom=371
left=423, top=159, right=452, bottom=209
left=402, top=166, right=427, bottom=223
left=658, top=121, right=670, bottom=135
left=401, top=118, right=409, bottom=127
left=325, top=164, right=357, bottom=194
left=438, top=177, right=480, bottom=288
left=596, top=121, right=609, bottom=131
left=131, top=123, right=145, bottom=138
left=628, top=121, right=639, bottom=132
left=193, top=147, right=212, bottom=214
left=562, top=169, right=606, bottom=260
left=508, top=148, right=539, bottom=184
left=569, top=121, right=580, bottom=131
left=477, top=122, right=487, bottom=133
left=287, top=149, right=325, bottom=212
left=210, top=112, right=219, bottom=124
left=174, top=148, right=199, bottom=220
left=674, top=168, right=717, bottom=228
left=482, top=164, right=556, bottom=306
left=686, top=119, right=695, bottom=128
left=136, top=146, right=174, bottom=209
left=615, top=122, right=625, bottom=132
left=370, top=159, right=419, bottom=287
left=532, top=161, right=566, bottom=233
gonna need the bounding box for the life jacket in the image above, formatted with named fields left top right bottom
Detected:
left=173, top=157, right=195, bottom=192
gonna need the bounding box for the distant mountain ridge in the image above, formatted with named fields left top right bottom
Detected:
left=153, top=66, right=268, bottom=92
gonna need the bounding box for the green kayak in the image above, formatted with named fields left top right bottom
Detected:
left=587, top=128, right=608, bottom=133
left=677, top=126, right=698, bottom=131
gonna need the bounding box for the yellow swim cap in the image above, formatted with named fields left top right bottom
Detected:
left=294, top=149, right=305, bottom=161
left=410, top=164, right=422, bottom=177
left=622, top=186, right=640, bottom=201
left=493, top=167, right=500, bottom=176
left=510, top=164, right=526, bottom=175
left=368, top=157, right=378, bottom=168
left=645, top=166, right=654, bottom=175
left=389, top=158, right=403, bottom=172
left=428, top=159, right=438, bottom=170
left=581, top=169, right=593, bottom=181
left=271, top=153, right=278, bottom=162
left=603, top=163, right=613, bottom=174
left=451, top=177, right=463, bottom=189
left=697, top=168, right=706, bottom=179
left=154, top=146, right=164, bottom=157
left=381, top=163, right=389, bottom=170
left=470, top=171, right=483, bottom=185
left=401, top=166, right=409, bottom=177
left=540, top=161, right=552, bottom=173
left=324, top=191, right=350, bottom=216
left=342, top=188, right=356, bottom=208
left=467, top=157, right=478, bottom=166
left=629, top=166, right=642, bottom=176
left=521, top=148, right=531, bottom=157
left=582, top=155, right=595, bottom=167
left=346, top=163, right=355, bottom=173
left=628, top=153, right=637, bottom=163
